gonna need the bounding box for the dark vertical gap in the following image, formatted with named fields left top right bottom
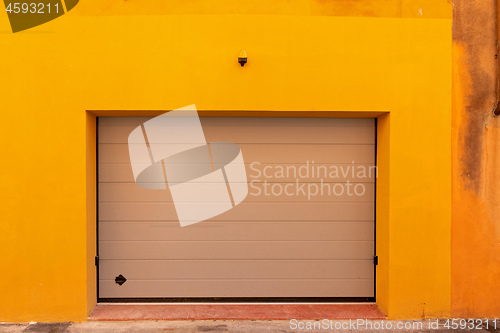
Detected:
left=373, top=117, right=378, bottom=300
left=95, top=117, right=100, bottom=301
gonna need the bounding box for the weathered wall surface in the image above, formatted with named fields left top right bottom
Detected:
left=73, top=0, right=451, bottom=19
left=452, top=0, right=500, bottom=318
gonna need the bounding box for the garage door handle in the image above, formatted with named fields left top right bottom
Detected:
left=115, top=274, right=127, bottom=286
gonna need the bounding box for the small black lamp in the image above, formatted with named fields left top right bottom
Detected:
left=238, top=50, right=247, bottom=67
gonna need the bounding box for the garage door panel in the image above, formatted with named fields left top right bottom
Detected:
left=99, top=260, right=374, bottom=280
left=99, top=124, right=375, bottom=145
left=100, top=183, right=172, bottom=202
left=200, top=117, right=375, bottom=128
left=99, top=203, right=375, bottom=221
left=99, top=117, right=375, bottom=127
left=99, top=222, right=374, bottom=241
left=99, top=183, right=375, bottom=203
left=98, top=279, right=374, bottom=298
left=99, top=240, right=374, bottom=260
left=98, top=143, right=375, bottom=164
left=99, top=117, right=151, bottom=126
left=99, top=163, right=377, bottom=183
left=98, top=117, right=376, bottom=299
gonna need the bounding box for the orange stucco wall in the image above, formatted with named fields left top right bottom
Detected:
left=451, top=0, right=500, bottom=318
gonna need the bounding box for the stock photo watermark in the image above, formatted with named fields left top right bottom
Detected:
left=248, top=161, right=377, bottom=200
left=128, top=105, right=248, bottom=227
left=290, top=318, right=499, bottom=331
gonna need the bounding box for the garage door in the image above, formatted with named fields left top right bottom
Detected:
left=98, top=117, right=376, bottom=299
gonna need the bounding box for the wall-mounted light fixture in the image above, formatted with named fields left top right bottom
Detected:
left=238, top=50, right=247, bottom=67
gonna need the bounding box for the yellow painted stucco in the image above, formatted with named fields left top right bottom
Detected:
left=73, top=0, right=452, bottom=18
left=0, top=1, right=452, bottom=322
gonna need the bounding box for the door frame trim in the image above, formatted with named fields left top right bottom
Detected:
left=88, top=110, right=388, bottom=309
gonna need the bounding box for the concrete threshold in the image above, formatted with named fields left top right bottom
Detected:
left=89, top=303, right=386, bottom=321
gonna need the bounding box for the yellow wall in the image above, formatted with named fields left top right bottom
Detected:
left=0, top=2, right=451, bottom=321
left=85, top=113, right=97, bottom=316
left=73, top=0, right=451, bottom=19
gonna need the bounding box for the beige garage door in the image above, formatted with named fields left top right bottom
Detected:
left=98, top=117, right=376, bottom=299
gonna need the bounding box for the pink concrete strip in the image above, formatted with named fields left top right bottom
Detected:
left=89, top=304, right=386, bottom=321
